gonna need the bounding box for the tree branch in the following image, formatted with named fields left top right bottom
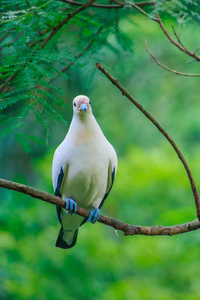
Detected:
left=155, top=14, right=200, bottom=62
left=124, top=0, right=156, bottom=20
left=96, top=62, right=200, bottom=222
left=1, top=177, right=200, bottom=236
left=59, top=0, right=154, bottom=9
left=145, top=39, right=200, bottom=77
left=0, top=72, right=21, bottom=94
left=126, top=1, right=200, bottom=62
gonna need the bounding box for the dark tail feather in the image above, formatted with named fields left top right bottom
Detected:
left=55, top=227, right=78, bottom=249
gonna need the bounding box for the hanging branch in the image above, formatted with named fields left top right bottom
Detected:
left=155, top=13, right=200, bottom=62
left=96, top=62, right=200, bottom=222
left=1, top=177, right=200, bottom=236
left=126, top=0, right=200, bottom=62
left=145, top=40, right=200, bottom=77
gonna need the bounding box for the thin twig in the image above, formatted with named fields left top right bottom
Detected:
left=177, top=16, right=185, bottom=43
left=192, top=46, right=200, bottom=55
left=0, top=31, right=24, bottom=52
left=0, top=177, right=200, bottom=236
left=25, top=0, right=40, bottom=17
left=0, top=72, right=20, bottom=94
left=0, top=33, right=10, bottom=43
left=145, top=40, right=200, bottom=77
left=171, top=25, right=185, bottom=49
left=96, top=62, right=200, bottom=221
left=124, top=0, right=156, bottom=20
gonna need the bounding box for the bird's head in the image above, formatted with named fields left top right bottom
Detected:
left=73, top=95, right=92, bottom=118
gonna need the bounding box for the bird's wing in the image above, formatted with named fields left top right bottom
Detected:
left=53, top=158, right=81, bottom=248
left=53, top=154, right=69, bottom=224
left=99, top=160, right=116, bottom=209
left=54, top=167, right=65, bottom=224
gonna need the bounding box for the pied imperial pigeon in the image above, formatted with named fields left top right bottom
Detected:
left=52, top=95, right=117, bottom=249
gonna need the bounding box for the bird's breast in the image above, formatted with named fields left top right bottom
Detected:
left=61, top=153, right=108, bottom=209
left=72, top=128, right=95, bottom=146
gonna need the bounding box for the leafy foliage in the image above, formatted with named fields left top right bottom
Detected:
left=1, top=0, right=199, bottom=151
left=157, top=0, right=200, bottom=23
left=0, top=0, right=137, bottom=150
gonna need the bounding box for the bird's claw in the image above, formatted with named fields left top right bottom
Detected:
left=65, top=198, right=77, bottom=215
left=87, top=206, right=100, bottom=224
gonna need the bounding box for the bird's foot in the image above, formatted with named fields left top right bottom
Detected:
left=87, top=206, right=100, bottom=224
left=65, top=198, right=77, bottom=215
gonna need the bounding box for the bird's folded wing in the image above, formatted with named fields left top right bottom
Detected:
left=53, top=162, right=69, bottom=224
left=99, top=160, right=116, bottom=209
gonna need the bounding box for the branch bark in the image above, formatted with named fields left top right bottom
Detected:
left=1, top=177, right=200, bottom=236
left=96, top=62, right=200, bottom=222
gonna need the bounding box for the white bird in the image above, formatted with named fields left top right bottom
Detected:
left=52, top=95, right=117, bottom=249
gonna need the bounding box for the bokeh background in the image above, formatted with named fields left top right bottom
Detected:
left=1, top=1, right=200, bottom=299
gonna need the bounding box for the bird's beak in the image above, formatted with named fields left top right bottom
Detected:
left=79, top=104, right=88, bottom=111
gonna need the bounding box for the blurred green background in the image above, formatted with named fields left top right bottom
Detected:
left=1, top=1, right=200, bottom=299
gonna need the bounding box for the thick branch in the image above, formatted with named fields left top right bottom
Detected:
left=96, top=62, right=200, bottom=221
left=0, top=177, right=200, bottom=236
left=59, top=0, right=154, bottom=9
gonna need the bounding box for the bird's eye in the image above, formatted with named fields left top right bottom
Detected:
left=89, top=101, right=91, bottom=105
left=74, top=102, right=76, bottom=107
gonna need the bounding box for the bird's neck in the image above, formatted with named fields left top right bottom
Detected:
left=72, top=112, right=97, bottom=128
left=66, top=113, right=103, bottom=145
